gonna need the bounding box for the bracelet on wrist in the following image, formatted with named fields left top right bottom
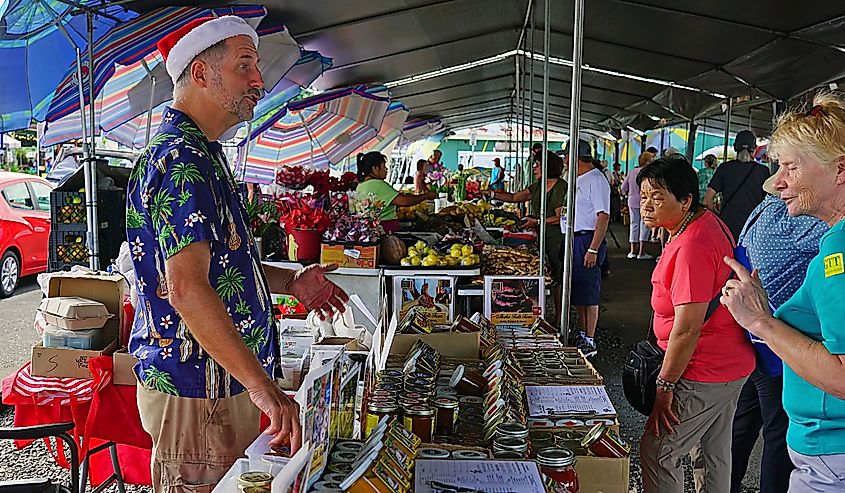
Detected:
left=587, top=248, right=599, bottom=254
left=656, top=376, right=676, bottom=393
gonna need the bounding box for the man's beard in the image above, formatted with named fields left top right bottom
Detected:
left=209, top=72, right=259, bottom=122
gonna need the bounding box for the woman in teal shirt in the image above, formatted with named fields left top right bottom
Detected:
left=721, top=93, right=845, bottom=492
left=356, top=152, right=436, bottom=233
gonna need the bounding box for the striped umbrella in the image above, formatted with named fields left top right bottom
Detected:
left=45, top=5, right=271, bottom=123
left=43, top=14, right=302, bottom=147
left=240, top=86, right=389, bottom=183
left=100, top=50, right=331, bottom=149
left=337, top=100, right=409, bottom=172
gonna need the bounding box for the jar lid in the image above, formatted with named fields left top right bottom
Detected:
left=449, top=364, right=466, bottom=388
left=367, top=403, right=397, bottom=413
left=380, top=369, right=403, bottom=377
left=238, top=471, right=273, bottom=487
left=537, top=447, right=577, bottom=467
left=434, top=397, right=459, bottom=409
left=451, top=450, right=487, bottom=460
left=338, top=449, right=378, bottom=491
left=405, top=405, right=434, bottom=416
left=313, top=480, right=343, bottom=491
left=330, top=450, right=358, bottom=463
left=417, top=447, right=451, bottom=459
left=581, top=423, right=608, bottom=448
left=496, top=422, right=529, bottom=438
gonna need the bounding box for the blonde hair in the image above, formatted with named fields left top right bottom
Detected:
left=638, top=152, right=654, bottom=167
left=769, top=91, right=845, bottom=167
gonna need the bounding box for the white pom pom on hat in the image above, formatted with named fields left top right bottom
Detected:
left=156, top=15, right=259, bottom=83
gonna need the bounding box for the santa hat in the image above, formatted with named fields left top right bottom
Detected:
left=157, top=16, right=259, bottom=83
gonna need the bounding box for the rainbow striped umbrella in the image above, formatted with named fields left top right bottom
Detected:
left=45, top=5, right=271, bottom=123
left=42, top=16, right=302, bottom=147
left=103, top=50, right=331, bottom=149
left=240, top=86, right=389, bottom=183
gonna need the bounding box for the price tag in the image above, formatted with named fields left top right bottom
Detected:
left=344, top=248, right=361, bottom=259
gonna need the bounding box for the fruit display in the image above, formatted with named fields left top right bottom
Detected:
left=380, top=235, right=408, bottom=265
left=436, top=200, right=492, bottom=223
left=398, top=240, right=480, bottom=268
left=397, top=201, right=429, bottom=221
left=481, top=211, right=516, bottom=229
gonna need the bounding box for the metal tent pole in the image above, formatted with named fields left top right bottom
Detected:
left=538, top=0, right=550, bottom=282
left=514, top=53, right=521, bottom=193
left=528, top=0, right=535, bottom=190
left=722, top=98, right=733, bottom=162
left=561, top=0, right=585, bottom=341
left=86, top=12, right=100, bottom=269
left=140, top=58, right=156, bottom=148
left=75, top=49, right=98, bottom=270
left=241, top=121, right=253, bottom=182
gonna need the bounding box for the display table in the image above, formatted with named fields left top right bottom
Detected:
left=2, top=357, right=152, bottom=487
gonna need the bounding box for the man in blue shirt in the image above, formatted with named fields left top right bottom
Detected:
left=490, top=157, right=505, bottom=191
left=127, top=17, right=348, bottom=491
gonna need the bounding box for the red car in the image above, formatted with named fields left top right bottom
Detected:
left=0, top=172, right=53, bottom=297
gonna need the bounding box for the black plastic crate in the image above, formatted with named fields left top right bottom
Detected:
left=48, top=228, right=122, bottom=272
left=50, top=190, right=125, bottom=232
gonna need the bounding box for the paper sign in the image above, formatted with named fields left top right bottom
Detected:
left=393, top=276, right=455, bottom=325
left=344, top=248, right=362, bottom=259
left=525, top=385, right=617, bottom=417
left=414, top=459, right=546, bottom=493
left=484, top=276, right=544, bottom=329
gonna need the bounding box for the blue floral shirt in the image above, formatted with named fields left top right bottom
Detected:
left=126, top=107, right=276, bottom=398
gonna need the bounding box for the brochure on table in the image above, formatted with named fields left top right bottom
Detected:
left=525, top=385, right=617, bottom=417
left=483, top=276, right=545, bottom=329
left=414, top=459, right=546, bottom=493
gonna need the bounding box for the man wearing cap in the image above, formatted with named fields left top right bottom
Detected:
left=562, top=139, right=610, bottom=357
left=126, top=16, right=348, bottom=491
left=703, top=130, right=770, bottom=240
left=490, top=157, right=505, bottom=191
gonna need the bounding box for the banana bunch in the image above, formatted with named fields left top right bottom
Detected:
left=438, top=201, right=492, bottom=222
left=482, top=213, right=516, bottom=228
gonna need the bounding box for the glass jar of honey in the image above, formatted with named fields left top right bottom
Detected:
left=433, top=397, right=459, bottom=436
left=449, top=364, right=486, bottom=396
left=365, top=403, right=397, bottom=438
left=402, top=405, right=434, bottom=443
left=537, top=447, right=578, bottom=493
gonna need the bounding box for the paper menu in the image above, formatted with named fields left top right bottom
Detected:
left=414, top=459, right=546, bottom=493
left=525, top=385, right=617, bottom=417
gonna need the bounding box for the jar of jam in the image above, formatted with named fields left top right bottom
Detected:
left=433, top=397, right=459, bottom=436
left=537, top=447, right=578, bottom=493
left=493, top=450, right=523, bottom=459
left=365, top=403, right=397, bottom=438
left=580, top=423, right=631, bottom=458
left=238, top=471, right=273, bottom=492
left=402, top=405, right=434, bottom=442
left=496, top=422, right=529, bottom=441
left=492, top=437, right=527, bottom=457
left=449, top=364, right=486, bottom=396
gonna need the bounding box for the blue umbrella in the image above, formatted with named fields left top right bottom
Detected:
left=0, top=0, right=135, bottom=132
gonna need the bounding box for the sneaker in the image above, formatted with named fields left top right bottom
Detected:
left=626, top=252, right=637, bottom=259
left=576, top=336, right=597, bottom=358
left=637, top=253, right=653, bottom=260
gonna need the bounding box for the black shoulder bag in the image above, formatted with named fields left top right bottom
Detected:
left=622, top=216, right=735, bottom=416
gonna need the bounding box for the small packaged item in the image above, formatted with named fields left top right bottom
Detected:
left=42, top=325, right=102, bottom=350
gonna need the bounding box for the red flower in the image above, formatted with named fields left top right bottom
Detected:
left=275, top=194, right=331, bottom=232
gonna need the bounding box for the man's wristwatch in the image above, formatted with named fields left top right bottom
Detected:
left=587, top=248, right=599, bottom=254
left=656, top=376, right=676, bottom=393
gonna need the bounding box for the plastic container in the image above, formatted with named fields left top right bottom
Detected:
left=42, top=324, right=101, bottom=350
left=278, top=353, right=304, bottom=390
left=244, top=433, right=291, bottom=474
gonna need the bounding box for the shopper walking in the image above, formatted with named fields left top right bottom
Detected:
left=721, top=92, right=845, bottom=492
left=126, top=17, right=349, bottom=491
left=637, top=157, right=755, bottom=493
left=697, top=154, right=718, bottom=202
left=620, top=152, right=656, bottom=259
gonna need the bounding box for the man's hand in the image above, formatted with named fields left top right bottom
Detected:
left=248, top=380, right=301, bottom=452
left=288, top=264, right=350, bottom=319
left=584, top=251, right=598, bottom=268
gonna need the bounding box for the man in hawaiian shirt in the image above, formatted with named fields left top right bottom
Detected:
left=126, top=16, right=348, bottom=491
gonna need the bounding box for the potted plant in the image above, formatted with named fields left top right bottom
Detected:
left=245, top=195, right=281, bottom=259
left=276, top=194, right=331, bottom=262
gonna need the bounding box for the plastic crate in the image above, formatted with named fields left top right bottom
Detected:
left=50, top=190, right=125, bottom=232
left=49, top=228, right=122, bottom=272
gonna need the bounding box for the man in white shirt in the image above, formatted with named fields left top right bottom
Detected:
left=562, top=139, right=611, bottom=357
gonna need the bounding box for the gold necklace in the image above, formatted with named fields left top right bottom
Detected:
left=667, top=209, right=697, bottom=243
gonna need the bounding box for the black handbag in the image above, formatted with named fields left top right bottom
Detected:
left=623, top=296, right=723, bottom=415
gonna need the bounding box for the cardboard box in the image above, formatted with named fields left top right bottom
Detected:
left=389, top=332, right=480, bottom=359
left=47, top=272, right=125, bottom=344
left=38, top=296, right=113, bottom=330
left=31, top=339, right=118, bottom=379
left=575, top=455, right=630, bottom=493
left=113, top=350, right=139, bottom=386
left=320, top=243, right=379, bottom=269
left=310, top=337, right=369, bottom=368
